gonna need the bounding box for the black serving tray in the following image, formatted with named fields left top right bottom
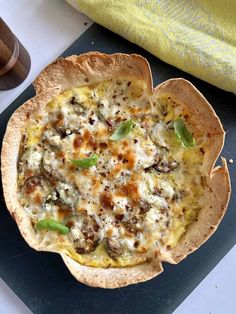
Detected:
left=0, top=24, right=235, bottom=314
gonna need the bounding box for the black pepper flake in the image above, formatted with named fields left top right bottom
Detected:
left=115, top=117, right=122, bottom=123
left=115, top=214, right=124, bottom=221
left=99, top=142, right=108, bottom=149
left=93, top=224, right=100, bottom=232
left=89, top=117, right=95, bottom=125
left=106, top=119, right=113, bottom=127
left=134, top=139, right=138, bottom=144
left=127, top=81, right=131, bottom=86
left=98, top=101, right=104, bottom=108
left=139, top=201, right=151, bottom=214
left=115, top=110, right=120, bottom=114
left=76, top=247, right=86, bottom=254
left=84, top=22, right=88, bottom=26
left=153, top=188, right=162, bottom=196
left=70, top=96, right=77, bottom=105
left=134, top=241, right=139, bottom=248
left=112, top=95, right=117, bottom=99
left=160, top=208, right=166, bottom=214
left=122, top=158, right=128, bottom=164
left=84, top=77, right=89, bottom=83
left=118, top=154, right=123, bottom=161
left=200, top=147, right=205, bottom=155
left=66, top=220, right=74, bottom=228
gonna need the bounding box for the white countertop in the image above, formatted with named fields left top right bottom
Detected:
left=0, top=0, right=92, bottom=114
left=0, top=1, right=235, bottom=313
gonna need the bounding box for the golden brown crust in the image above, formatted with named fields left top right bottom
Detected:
left=61, top=254, right=163, bottom=288
left=1, top=53, right=231, bottom=288
left=154, top=79, right=225, bottom=175
left=154, top=79, right=230, bottom=263
left=34, top=52, right=153, bottom=96
left=161, top=158, right=231, bottom=263
left=1, top=92, right=58, bottom=249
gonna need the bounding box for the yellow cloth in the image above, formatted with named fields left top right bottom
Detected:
left=67, top=0, right=236, bottom=94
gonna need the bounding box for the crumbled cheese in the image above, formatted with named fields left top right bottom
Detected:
left=70, top=225, right=85, bottom=244
left=97, top=98, right=119, bottom=118
left=150, top=122, right=169, bottom=148
left=27, top=149, right=42, bottom=169
left=157, top=179, right=175, bottom=199
left=145, top=194, right=168, bottom=208
left=142, top=172, right=155, bottom=192
left=43, top=151, right=60, bottom=171
left=60, top=103, right=84, bottom=130
left=139, top=175, right=168, bottom=208
left=145, top=207, right=162, bottom=228
left=133, top=139, right=157, bottom=168
left=120, top=238, right=135, bottom=250
left=56, top=181, right=79, bottom=206
left=43, top=130, right=61, bottom=146
left=113, top=196, right=128, bottom=212
left=44, top=203, right=56, bottom=212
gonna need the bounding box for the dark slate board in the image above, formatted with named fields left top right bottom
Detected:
left=0, top=24, right=235, bottom=314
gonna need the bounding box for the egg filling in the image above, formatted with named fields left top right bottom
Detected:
left=17, top=78, right=206, bottom=267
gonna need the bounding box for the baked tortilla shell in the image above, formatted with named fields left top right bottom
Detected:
left=1, top=53, right=231, bottom=288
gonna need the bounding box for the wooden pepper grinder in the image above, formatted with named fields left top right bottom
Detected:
left=0, top=18, right=31, bottom=90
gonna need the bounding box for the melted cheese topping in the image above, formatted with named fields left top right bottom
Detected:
left=17, top=77, right=207, bottom=267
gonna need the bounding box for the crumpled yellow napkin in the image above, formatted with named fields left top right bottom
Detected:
left=67, top=0, right=236, bottom=94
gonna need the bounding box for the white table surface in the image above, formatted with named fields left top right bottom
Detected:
left=0, top=1, right=235, bottom=313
